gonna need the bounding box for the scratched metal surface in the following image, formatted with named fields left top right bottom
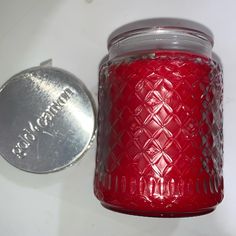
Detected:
left=0, top=66, right=96, bottom=173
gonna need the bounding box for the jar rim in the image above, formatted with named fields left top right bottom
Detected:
left=108, top=18, right=214, bottom=50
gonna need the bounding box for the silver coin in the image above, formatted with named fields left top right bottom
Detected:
left=0, top=66, right=96, bottom=173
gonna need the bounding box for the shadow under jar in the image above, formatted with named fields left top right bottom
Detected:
left=94, top=20, right=223, bottom=217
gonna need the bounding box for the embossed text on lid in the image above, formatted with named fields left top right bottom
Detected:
left=0, top=66, right=96, bottom=173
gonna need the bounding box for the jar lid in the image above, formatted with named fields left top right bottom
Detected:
left=0, top=65, right=96, bottom=173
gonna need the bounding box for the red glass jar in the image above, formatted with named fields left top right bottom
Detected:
left=94, top=20, right=223, bottom=217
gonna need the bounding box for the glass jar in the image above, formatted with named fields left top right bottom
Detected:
left=94, top=19, right=223, bottom=217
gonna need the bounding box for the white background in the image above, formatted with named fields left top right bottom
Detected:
left=0, top=0, right=235, bottom=235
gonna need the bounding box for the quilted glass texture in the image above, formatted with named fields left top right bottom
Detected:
left=94, top=52, right=223, bottom=216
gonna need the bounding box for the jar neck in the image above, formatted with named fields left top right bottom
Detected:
left=108, top=28, right=213, bottom=60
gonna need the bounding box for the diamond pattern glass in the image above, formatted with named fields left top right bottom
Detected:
left=94, top=52, right=223, bottom=217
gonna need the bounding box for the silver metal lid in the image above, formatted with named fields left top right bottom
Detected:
left=0, top=65, right=96, bottom=173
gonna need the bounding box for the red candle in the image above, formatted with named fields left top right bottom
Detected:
left=94, top=22, right=223, bottom=217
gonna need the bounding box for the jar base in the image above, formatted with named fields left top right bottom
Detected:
left=101, top=203, right=216, bottom=218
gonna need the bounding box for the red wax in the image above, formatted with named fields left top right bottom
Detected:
left=95, top=51, right=223, bottom=217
